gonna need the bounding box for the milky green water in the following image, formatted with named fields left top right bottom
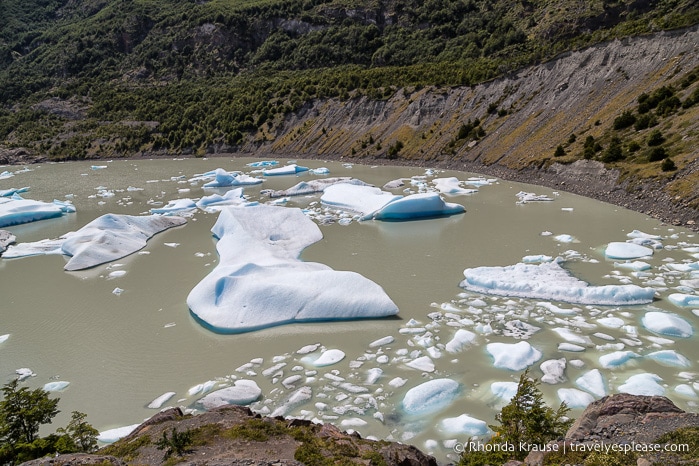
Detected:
left=0, top=158, right=696, bottom=463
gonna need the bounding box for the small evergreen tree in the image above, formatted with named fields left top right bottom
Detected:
left=156, top=427, right=193, bottom=458
left=554, top=145, right=565, bottom=157
left=56, top=411, right=99, bottom=453
left=0, top=379, right=60, bottom=446
left=661, top=157, right=677, bottom=171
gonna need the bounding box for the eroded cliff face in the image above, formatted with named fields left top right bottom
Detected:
left=255, top=27, right=698, bottom=165
left=243, top=26, right=699, bottom=227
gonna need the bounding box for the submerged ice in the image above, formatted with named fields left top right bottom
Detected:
left=187, top=204, right=399, bottom=333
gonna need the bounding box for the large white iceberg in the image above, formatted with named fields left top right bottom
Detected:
left=3, top=214, right=186, bottom=270
left=202, top=168, right=263, bottom=187
left=618, top=373, right=665, bottom=396
left=402, top=379, right=460, bottom=416
left=196, top=380, right=261, bottom=409
left=0, top=197, right=68, bottom=228
left=373, top=193, right=465, bottom=220
left=187, top=205, right=398, bottom=333
left=196, top=188, right=249, bottom=211
left=263, top=164, right=309, bottom=176
left=460, top=259, right=655, bottom=305
left=261, top=178, right=368, bottom=198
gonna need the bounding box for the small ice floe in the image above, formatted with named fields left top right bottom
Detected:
left=201, top=168, right=263, bottom=187
left=147, top=392, right=176, bottom=409
left=196, top=380, right=262, bottom=409
left=432, top=178, right=478, bottom=195
left=307, top=349, right=346, bottom=367
left=675, top=384, right=698, bottom=398
left=98, top=424, right=141, bottom=444
left=445, top=329, right=476, bottom=353
left=614, top=261, right=651, bottom=271
left=0, top=197, right=68, bottom=228
left=515, top=191, right=554, bottom=203
left=645, top=350, right=691, bottom=368
left=247, top=160, right=278, bottom=167
left=91, top=165, right=108, bottom=170
left=43, top=381, right=70, bottom=392
left=108, top=270, right=127, bottom=279
left=486, top=341, right=542, bottom=371
left=598, top=350, right=640, bottom=368
left=540, top=358, right=566, bottom=384
left=263, top=164, right=309, bottom=176
left=369, top=336, right=394, bottom=348
left=402, top=379, right=460, bottom=416
left=112, top=288, right=124, bottom=296
left=270, top=386, right=312, bottom=417
left=642, top=311, right=693, bottom=338
left=405, top=356, right=435, bottom=373
left=575, top=369, right=606, bottom=397
left=310, top=167, right=330, bottom=175
left=438, top=414, right=489, bottom=436
left=605, top=242, right=653, bottom=260
left=460, top=259, right=655, bottom=305
left=553, top=234, right=576, bottom=243
left=618, top=373, right=665, bottom=396
left=490, top=382, right=518, bottom=402
left=149, top=198, right=196, bottom=215
left=187, top=380, right=217, bottom=396
left=0, top=334, right=9, bottom=344
left=668, top=293, right=699, bottom=308
left=557, top=388, right=594, bottom=408
left=522, top=255, right=553, bottom=263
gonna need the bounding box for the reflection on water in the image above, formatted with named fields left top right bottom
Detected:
left=0, top=158, right=697, bottom=463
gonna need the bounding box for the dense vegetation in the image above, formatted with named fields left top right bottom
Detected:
left=1, top=0, right=698, bottom=159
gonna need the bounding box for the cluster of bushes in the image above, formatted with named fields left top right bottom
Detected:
left=0, top=379, right=99, bottom=465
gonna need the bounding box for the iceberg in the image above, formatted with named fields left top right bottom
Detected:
left=557, top=388, right=594, bottom=408
left=247, top=160, right=278, bottom=167
left=263, top=164, right=309, bottom=176
left=4, top=214, right=186, bottom=270
left=0, top=187, right=30, bottom=197
left=645, top=350, right=691, bottom=368
left=490, top=382, right=518, bottom=402
left=668, top=293, right=699, bottom=308
left=445, top=329, right=476, bottom=353
left=149, top=198, right=196, bottom=215
left=196, top=188, right=248, bottom=211
left=486, top=341, right=542, bottom=371
left=308, top=349, right=346, bottom=367
left=97, top=424, right=141, bottom=444
left=605, top=242, right=653, bottom=259
left=0, top=197, right=66, bottom=228
left=0, top=229, right=16, bottom=253
left=460, top=259, right=655, bottom=305
left=321, top=184, right=401, bottom=219
left=187, top=205, right=398, bottom=333
left=575, top=369, right=606, bottom=397
left=438, top=414, right=489, bottom=435
left=147, top=392, right=176, bottom=409
left=432, top=178, right=478, bottom=195
left=618, top=373, right=665, bottom=396
left=373, top=193, right=465, bottom=220
left=43, top=381, right=70, bottom=392
left=642, top=311, right=693, bottom=338
left=540, top=358, right=566, bottom=384
left=262, top=178, right=369, bottom=198
left=599, top=350, right=640, bottom=368
left=270, top=386, right=312, bottom=418
left=202, top=168, right=263, bottom=188
left=196, top=380, right=261, bottom=409
left=402, top=379, right=460, bottom=416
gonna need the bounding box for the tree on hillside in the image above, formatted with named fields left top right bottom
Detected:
left=0, top=379, right=60, bottom=446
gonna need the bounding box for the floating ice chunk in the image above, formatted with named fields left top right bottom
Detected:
left=297, top=344, right=320, bottom=355
left=405, top=356, right=435, bottom=372
left=540, top=358, right=566, bottom=384
left=196, top=188, right=247, bottom=211
left=196, top=380, right=261, bottom=409
left=369, top=336, right=394, bottom=348
left=554, top=234, right=576, bottom=243
left=0, top=334, right=9, bottom=344
left=618, top=373, right=665, bottom=396
left=247, top=160, right=278, bottom=167
left=97, top=424, right=141, bottom=443
left=321, top=184, right=402, bottom=218
left=0, top=229, right=16, bottom=253
left=675, top=384, right=697, bottom=398
left=341, top=418, right=368, bottom=428
left=605, top=242, right=653, bottom=260
left=0, top=187, right=30, bottom=197
left=668, top=294, right=699, bottom=308
left=575, top=369, right=606, bottom=397
left=270, top=386, right=312, bottom=417
left=311, top=349, right=346, bottom=367
left=263, top=164, right=309, bottom=176
left=552, top=328, right=592, bottom=346
left=149, top=198, right=196, bottom=215
left=642, top=311, right=693, bottom=338
left=522, top=255, right=553, bottom=263
left=491, top=382, right=518, bottom=402
left=402, top=379, right=460, bottom=416
left=15, top=368, right=35, bottom=380
left=597, top=316, right=625, bottom=328
left=187, top=205, right=398, bottom=333
left=486, top=341, right=542, bottom=371
left=558, top=388, right=594, bottom=408
left=202, top=168, right=263, bottom=188
left=445, top=329, right=476, bottom=353
left=366, top=368, right=383, bottom=384
left=558, top=343, right=586, bottom=352
left=0, top=197, right=65, bottom=227
left=432, top=178, right=478, bottom=195
left=187, top=380, right=217, bottom=396
left=108, top=270, right=127, bottom=279
left=43, top=381, right=70, bottom=392
left=373, top=193, right=465, bottom=220
left=614, top=261, right=651, bottom=271
left=112, top=287, right=123, bottom=296
left=262, top=178, right=368, bottom=198
left=460, top=259, right=655, bottom=305
left=147, top=392, right=176, bottom=409
left=627, top=230, right=661, bottom=240
left=389, top=377, right=407, bottom=388
left=516, top=192, right=553, bottom=203
left=599, top=350, right=640, bottom=368
left=646, top=350, right=691, bottom=368
left=438, top=414, right=489, bottom=435
left=52, top=199, right=76, bottom=213
left=310, top=167, right=330, bottom=175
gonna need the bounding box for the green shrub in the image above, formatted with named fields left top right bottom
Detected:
left=661, top=157, right=676, bottom=171
left=612, top=110, right=636, bottom=130
left=554, top=145, right=565, bottom=157
left=648, top=146, right=667, bottom=162
left=156, top=428, right=194, bottom=458
left=647, top=129, right=665, bottom=146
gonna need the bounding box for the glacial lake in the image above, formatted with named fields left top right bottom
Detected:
left=1, top=157, right=697, bottom=463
